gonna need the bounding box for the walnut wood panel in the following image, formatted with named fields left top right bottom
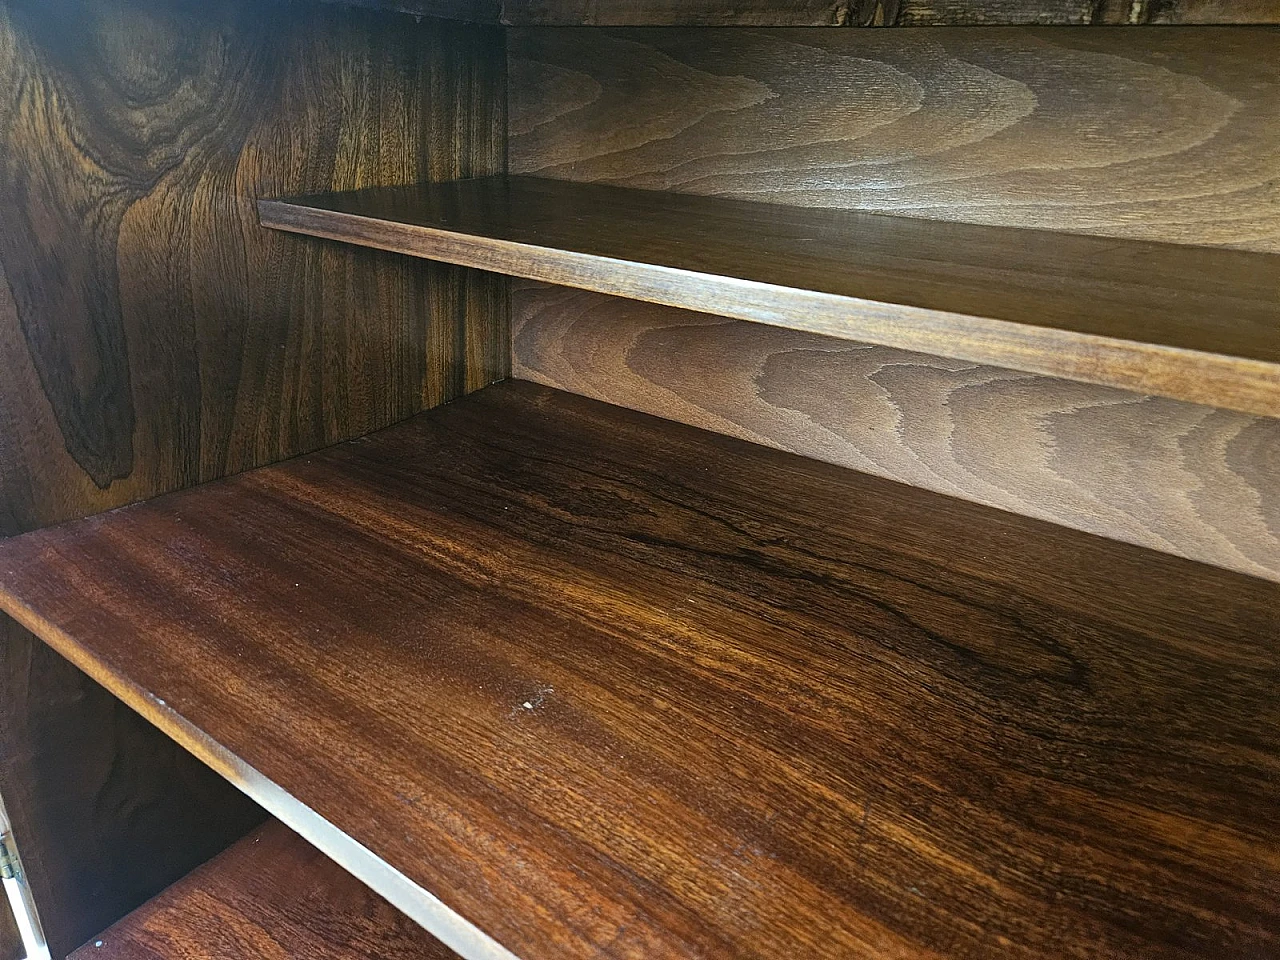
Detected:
left=500, top=0, right=1280, bottom=23
left=513, top=281, right=1280, bottom=583
left=509, top=27, right=1280, bottom=252
left=2, top=381, right=1279, bottom=960
left=0, top=0, right=506, bottom=956
left=260, top=176, right=1280, bottom=417
left=69, top=821, right=460, bottom=960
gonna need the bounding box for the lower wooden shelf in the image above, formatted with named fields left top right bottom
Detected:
left=69, top=821, right=457, bottom=960
left=1, top=380, right=1278, bottom=959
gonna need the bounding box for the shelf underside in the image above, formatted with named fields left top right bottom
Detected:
left=69, top=821, right=459, bottom=960
left=260, top=177, right=1280, bottom=417
left=2, top=381, right=1278, bottom=959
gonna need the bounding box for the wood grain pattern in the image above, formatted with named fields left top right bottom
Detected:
left=500, top=0, right=1280, bottom=24
left=0, top=1, right=507, bottom=525
left=261, top=176, right=1280, bottom=417
left=0, top=0, right=506, bottom=956
left=1, top=380, right=1278, bottom=960
left=513, top=281, right=1280, bottom=583
left=509, top=26, right=1280, bottom=252
left=69, top=821, right=460, bottom=960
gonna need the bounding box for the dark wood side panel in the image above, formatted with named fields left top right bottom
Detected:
left=501, top=0, right=1280, bottom=24
left=513, top=282, right=1280, bottom=584
left=69, top=821, right=460, bottom=960
left=0, top=0, right=507, bottom=956
left=509, top=26, right=1280, bottom=251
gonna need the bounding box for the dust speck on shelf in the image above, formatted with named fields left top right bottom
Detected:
left=510, top=685, right=555, bottom=719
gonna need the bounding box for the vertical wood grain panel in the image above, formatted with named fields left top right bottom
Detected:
left=510, top=26, right=1280, bottom=251
left=1, top=0, right=508, bottom=530
left=514, top=282, right=1280, bottom=582
left=0, top=0, right=506, bottom=954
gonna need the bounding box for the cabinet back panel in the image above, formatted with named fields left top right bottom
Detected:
left=510, top=26, right=1280, bottom=251
left=514, top=282, right=1280, bottom=582
left=510, top=26, right=1280, bottom=578
left=0, top=1, right=506, bottom=955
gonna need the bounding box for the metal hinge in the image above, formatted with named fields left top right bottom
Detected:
left=0, top=832, right=18, bottom=880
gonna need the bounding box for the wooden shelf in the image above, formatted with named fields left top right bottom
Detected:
left=2, top=380, right=1278, bottom=959
left=259, top=177, right=1280, bottom=418
left=69, top=821, right=459, bottom=960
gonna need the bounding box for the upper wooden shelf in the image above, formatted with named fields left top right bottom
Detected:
left=70, top=821, right=459, bottom=960
left=260, top=177, right=1280, bottom=418
left=340, top=0, right=1280, bottom=25
left=2, top=381, right=1278, bottom=959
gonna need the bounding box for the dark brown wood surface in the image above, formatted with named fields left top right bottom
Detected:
left=69, top=821, right=459, bottom=960
left=0, top=892, right=20, bottom=960
left=261, top=176, right=1280, bottom=417
left=512, top=281, right=1280, bottom=584
left=324, top=0, right=1280, bottom=24
left=0, top=617, right=265, bottom=960
left=1, top=380, right=1278, bottom=960
left=509, top=27, right=1280, bottom=252
left=0, top=0, right=507, bottom=956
